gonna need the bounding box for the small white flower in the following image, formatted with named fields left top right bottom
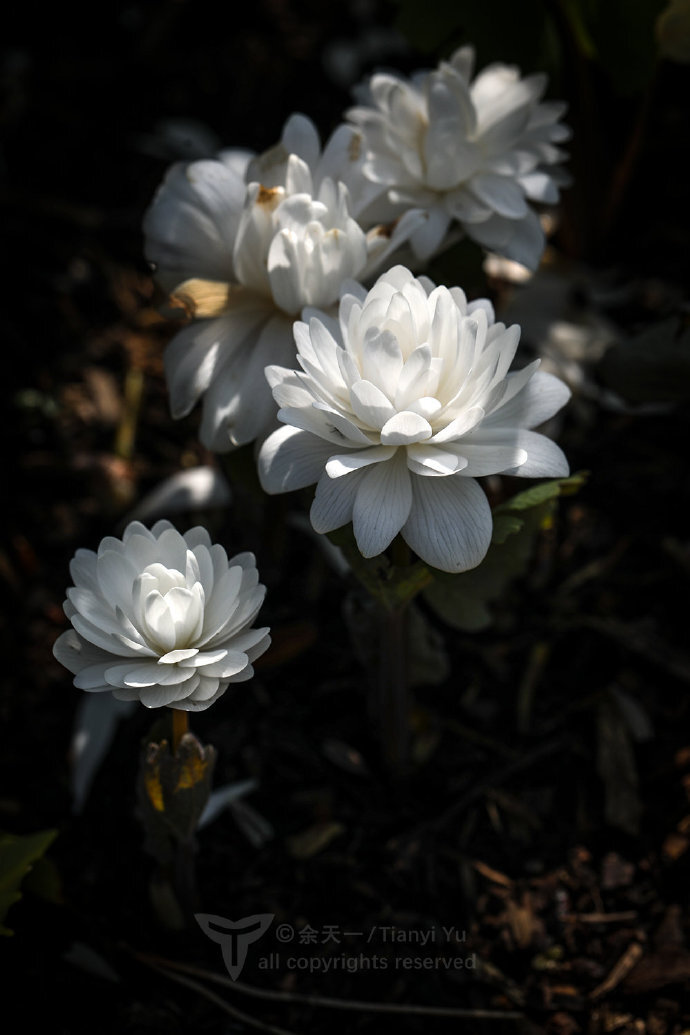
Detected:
left=143, top=115, right=422, bottom=451
left=53, top=521, right=271, bottom=712
left=347, top=46, right=570, bottom=269
left=258, top=266, right=571, bottom=573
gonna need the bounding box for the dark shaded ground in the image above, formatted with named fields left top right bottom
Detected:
left=2, top=2, right=690, bottom=1032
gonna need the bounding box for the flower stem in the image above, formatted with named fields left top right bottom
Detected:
left=377, top=537, right=413, bottom=778
left=378, top=600, right=410, bottom=778
left=171, top=709, right=189, bottom=755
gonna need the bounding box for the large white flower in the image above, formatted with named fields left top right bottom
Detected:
left=258, top=266, right=570, bottom=573
left=347, top=46, right=570, bottom=269
left=53, top=521, right=270, bottom=712
left=143, top=115, right=422, bottom=450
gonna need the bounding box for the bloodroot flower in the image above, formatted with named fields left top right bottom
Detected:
left=53, top=521, right=270, bottom=712
left=347, top=46, right=570, bottom=268
left=143, top=114, right=421, bottom=450
left=258, top=266, right=570, bottom=573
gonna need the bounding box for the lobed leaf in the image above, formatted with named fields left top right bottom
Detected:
left=0, top=829, right=58, bottom=936
left=423, top=473, right=587, bottom=631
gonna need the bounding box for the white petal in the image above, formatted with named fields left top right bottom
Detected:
left=409, top=205, right=452, bottom=261
left=210, top=584, right=266, bottom=644
left=232, top=182, right=282, bottom=294
left=184, top=526, right=213, bottom=550
left=139, top=680, right=197, bottom=708
left=199, top=566, right=243, bottom=643
left=429, top=407, right=485, bottom=443
left=360, top=329, right=404, bottom=389
left=227, top=627, right=271, bottom=661
left=402, top=474, right=492, bottom=573
left=154, top=526, right=189, bottom=573
left=258, top=425, right=334, bottom=493
left=446, top=440, right=528, bottom=476
left=95, top=550, right=138, bottom=612
left=352, top=453, right=412, bottom=558
left=500, top=429, right=570, bottom=477
left=143, top=159, right=244, bottom=285
left=406, top=444, right=468, bottom=476
left=225, top=315, right=292, bottom=446
left=310, top=469, right=366, bottom=533
left=470, top=174, right=528, bottom=219
left=165, top=585, right=204, bottom=645
left=278, top=398, right=374, bottom=446
left=70, top=614, right=146, bottom=658
left=143, top=592, right=177, bottom=652
left=159, top=648, right=199, bottom=664
left=380, top=411, right=432, bottom=445
left=174, top=683, right=225, bottom=711
left=268, top=369, right=317, bottom=411
left=72, top=662, right=117, bottom=691
left=164, top=310, right=258, bottom=420
left=68, top=549, right=98, bottom=592
left=518, top=171, right=559, bottom=203
left=326, top=445, right=396, bottom=478
left=282, top=113, right=321, bottom=169
left=484, top=369, right=571, bottom=428
left=53, top=629, right=112, bottom=676
left=349, top=380, right=396, bottom=429
left=117, top=532, right=163, bottom=574
left=394, top=344, right=433, bottom=408
left=194, top=650, right=250, bottom=679
left=467, top=209, right=545, bottom=271
left=311, top=404, right=376, bottom=445
left=179, top=648, right=229, bottom=668
left=119, top=662, right=192, bottom=687
left=408, top=397, right=442, bottom=420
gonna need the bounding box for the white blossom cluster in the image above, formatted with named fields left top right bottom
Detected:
left=54, top=45, right=572, bottom=712
left=143, top=47, right=570, bottom=453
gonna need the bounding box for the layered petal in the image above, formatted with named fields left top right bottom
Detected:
left=53, top=521, right=270, bottom=713
left=347, top=47, right=569, bottom=269
left=259, top=265, right=570, bottom=571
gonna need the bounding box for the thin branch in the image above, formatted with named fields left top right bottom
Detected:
left=145, top=959, right=299, bottom=1035
left=133, top=949, right=525, bottom=1022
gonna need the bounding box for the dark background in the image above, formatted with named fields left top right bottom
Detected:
left=2, top=1, right=690, bottom=1031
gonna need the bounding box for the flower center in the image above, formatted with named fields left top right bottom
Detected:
left=138, top=563, right=204, bottom=654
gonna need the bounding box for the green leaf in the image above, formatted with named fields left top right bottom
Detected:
left=493, top=471, right=587, bottom=514
left=0, top=829, right=58, bottom=936
left=424, top=474, right=586, bottom=632
left=598, top=318, right=690, bottom=403
left=23, top=856, right=63, bottom=905
left=491, top=513, right=525, bottom=545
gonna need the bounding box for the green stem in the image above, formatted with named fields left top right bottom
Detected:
left=171, top=708, right=189, bottom=755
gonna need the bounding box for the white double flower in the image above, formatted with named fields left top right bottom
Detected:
left=259, top=266, right=571, bottom=573
left=144, top=115, right=422, bottom=450
left=347, top=46, right=570, bottom=268
left=53, top=521, right=270, bottom=712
